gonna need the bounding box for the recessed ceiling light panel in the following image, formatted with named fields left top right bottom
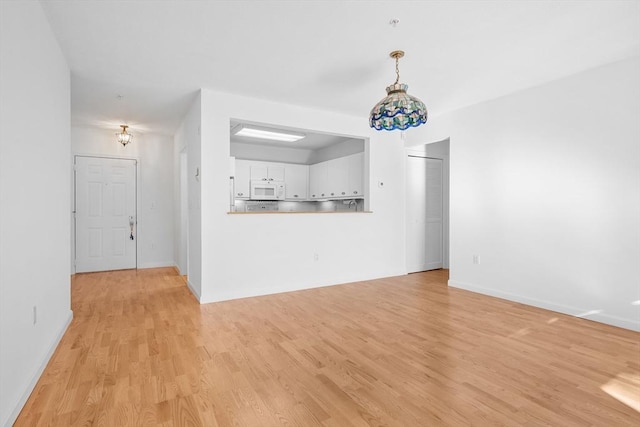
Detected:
left=233, top=125, right=305, bottom=142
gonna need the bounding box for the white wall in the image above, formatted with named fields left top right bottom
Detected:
left=174, top=94, right=202, bottom=298
left=310, top=138, right=364, bottom=164
left=231, top=141, right=314, bottom=164
left=231, top=138, right=365, bottom=165
left=71, top=127, right=175, bottom=270
left=409, top=57, right=640, bottom=331
left=198, top=89, right=405, bottom=303
left=177, top=151, right=188, bottom=275
left=0, top=2, right=72, bottom=425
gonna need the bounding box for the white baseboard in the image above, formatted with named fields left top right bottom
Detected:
left=3, top=310, right=73, bottom=427
left=186, top=279, right=201, bottom=302
left=204, top=270, right=408, bottom=304
left=448, top=280, right=640, bottom=332
left=137, top=261, right=175, bottom=269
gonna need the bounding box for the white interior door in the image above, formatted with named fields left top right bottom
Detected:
left=406, top=156, right=443, bottom=272
left=75, top=156, right=137, bottom=273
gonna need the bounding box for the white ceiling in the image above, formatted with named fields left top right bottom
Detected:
left=40, top=0, right=640, bottom=136
left=229, top=120, right=354, bottom=150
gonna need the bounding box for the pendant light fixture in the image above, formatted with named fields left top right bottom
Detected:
left=116, top=125, right=133, bottom=147
left=369, top=50, right=427, bottom=131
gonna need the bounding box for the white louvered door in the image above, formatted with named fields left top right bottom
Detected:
left=406, top=156, right=443, bottom=273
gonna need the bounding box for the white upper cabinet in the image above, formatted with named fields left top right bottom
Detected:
left=236, top=153, right=364, bottom=201
left=347, top=152, right=364, bottom=197
left=284, top=164, right=309, bottom=200
left=250, top=164, right=285, bottom=181
left=309, top=153, right=364, bottom=200
left=309, top=162, right=328, bottom=199
left=236, top=159, right=308, bottom=200
left=235, top=159, right=251, bottom=198
left=327, top=156, right=349, bottom=198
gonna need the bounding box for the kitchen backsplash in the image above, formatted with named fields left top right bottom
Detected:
left=233, top=199, right=364, bottom=213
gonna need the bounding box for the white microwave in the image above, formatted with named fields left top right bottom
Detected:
left=250, top=180, right=285, bottom=200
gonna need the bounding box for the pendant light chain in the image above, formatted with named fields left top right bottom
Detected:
left=395, top=55, right=400, bottom=85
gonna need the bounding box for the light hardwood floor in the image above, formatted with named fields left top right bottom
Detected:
left=15, top=268, right=640, bottom=426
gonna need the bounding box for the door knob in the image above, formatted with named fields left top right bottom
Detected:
left=129, top=216, right=135, bottom=240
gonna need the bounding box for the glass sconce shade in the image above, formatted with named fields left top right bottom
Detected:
left=116, top=125, right=133, bottom=146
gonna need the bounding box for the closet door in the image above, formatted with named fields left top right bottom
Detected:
left=406, top=156, right=443, bottom=272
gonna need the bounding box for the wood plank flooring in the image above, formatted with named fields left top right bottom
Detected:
left=15, top=268, right=640, bottom=426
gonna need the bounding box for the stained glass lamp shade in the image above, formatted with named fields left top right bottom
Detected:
left=369, top=51, right=427, bottom=131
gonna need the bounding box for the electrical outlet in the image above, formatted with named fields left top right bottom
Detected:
left=473, top=255, right=480, bottom=265
left=33, top=306, right=37, bottom=325
left=313, top=253, right=319, bottom=262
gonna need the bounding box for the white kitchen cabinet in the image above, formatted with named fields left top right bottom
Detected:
left=237, top=159, right=308, bottom=200
left=327, top=156, right=349, bottom=198
left=347, top=152, right=364, bottom=198
left=250, top=164, right=285, bottom=181
left=284, top=164, right=309, bottom=200
left=234, top=159, right=251, bottom=199
left=309, top=161, right=328, bottom=199
left=237, top=154, right=363, bottom=202
left=308, top=153, right=364, bottom=200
